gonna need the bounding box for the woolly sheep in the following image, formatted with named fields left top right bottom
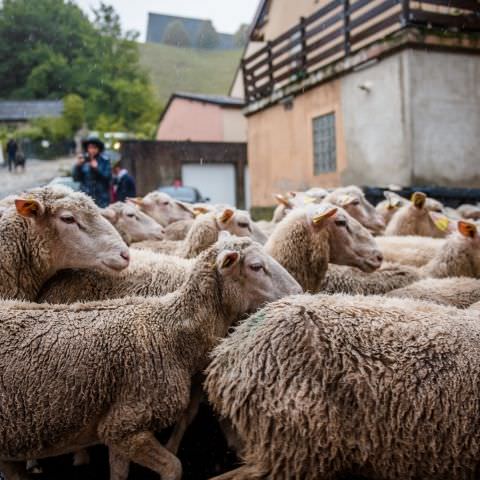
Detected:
left=385, top=192, right=447, bottom=237
left=0, top=186, right=129, bottom=301
left=101, top=202, right=165, bottom=245
left=129, top=191, right=195, bottom=226
left=206, top=294, right=479, bottom=480
left=469, top=301, right=480, bottom=312
left=458, top=204, right=480, bottom=221
left=133, top=208, right=254, bottom=258
left=164, top=219, right=195, bottom=240
left=264, top=203, right=383, bottom=292
left=321, top=262, right=421, bottom=295
left=387, top=277, right=480, bottom=308
left=325, top=185, right=385, bottom=234
left=376, top=235, right=445, bottom=267
left=271, top=189, right=327, bottom=224
left=38, top=248, right=192, bottom=304
left=0, top=236, right=301, bottom=480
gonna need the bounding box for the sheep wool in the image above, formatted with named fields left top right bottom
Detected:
left=387, top=277, right=480, bottom=308
left=206, top=294, right=480, bottom=480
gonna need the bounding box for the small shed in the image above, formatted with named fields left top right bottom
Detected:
left=0, top=100, right=63, bottom=126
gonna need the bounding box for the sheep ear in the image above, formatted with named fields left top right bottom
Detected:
left=219, top=208, right=235, bottom=223
left=312, top=206, right=337, bottom=226
left=218, top=250, right=240, bottom=270
left=384, top=191, right=403, bottom=208
left=429, top=212, right=451, bottom=233
left=288, top=191, right=297, bottom=198
left=275, top=194, right=292, bottom=208
left=458, top=220, right=477, bottom=238
left=193, top=206, right=210, bottom=216
left=101, top=207, right=118, bottom=224
left=338, top=194, right=356, bottom=207
left=127, top=197, right=143, bottom=206
left=410, top=192, right=426, bottom=209
left=175, top=201, right=195, bottom=217
left=15, top=198, right=45, bottom=218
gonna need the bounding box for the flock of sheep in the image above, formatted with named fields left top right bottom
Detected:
left=0, top=182, right=479, bottom=480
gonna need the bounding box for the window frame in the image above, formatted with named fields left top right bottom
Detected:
left=312, top=111, right=337, bottom=176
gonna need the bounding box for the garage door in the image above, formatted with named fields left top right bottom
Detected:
left=182, top=163, right=236, bottom=206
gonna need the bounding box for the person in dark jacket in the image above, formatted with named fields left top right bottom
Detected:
left=112, top=161, right=136, bottom=202
left=73, top=137, right=112, bottom=207
left=6, top=138, right=17, bottom=172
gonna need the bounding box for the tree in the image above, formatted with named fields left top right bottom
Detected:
left=63, top=94, right=85, bottom=133
left=234, top=24, right=249, bottom=48
left=163, top=20, right=191, bottom=48
left=0, top=0, right=160, bottom=137
left=196, top=20, right=219, bottom=49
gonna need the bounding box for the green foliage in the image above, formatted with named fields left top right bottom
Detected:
left=163, top=20, right=191, bottom=48
left=139, top=43, right=242, bottom=105
left=0, top=0, right=160, bottom=138
left=196, top=21, right=219, bottom=49
left=234, top=24, right=249, bottom=48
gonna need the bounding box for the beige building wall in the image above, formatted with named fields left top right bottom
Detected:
left=157, top=97, right=246, bottom=142
left=248, top=79, right=345, bottom=206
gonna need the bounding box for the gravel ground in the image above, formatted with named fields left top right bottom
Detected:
left=0, top=157, right=75, bottom=198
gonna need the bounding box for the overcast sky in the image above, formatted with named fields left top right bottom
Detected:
left=74, top=0, right=259, bottom=40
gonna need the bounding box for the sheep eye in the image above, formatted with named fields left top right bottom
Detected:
left=249, top=263, right=264, bottom=272
left=60, top=215, right=76, bottom=224
left=335, top=219, right=347, bottom=227
left=352, top=200, right=360, bottom=206
left=126, top=213, right=135, bottom=218
left=238, top=222, right=249, bottom=229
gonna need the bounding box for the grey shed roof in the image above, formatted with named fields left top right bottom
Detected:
left=173, top=92, right=245, bottom=107
left=0, top=100, right=64, bottom=121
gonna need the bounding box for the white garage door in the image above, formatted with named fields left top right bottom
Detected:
left=182, top=163, right=236, bottom=206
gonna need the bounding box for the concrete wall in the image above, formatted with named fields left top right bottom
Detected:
left=408, top=50, right=480, bottom=187
left=248, top=79, right=345, bottom=206
left=340, top=51, right=412, bottom=186
left=157, top=97, right=247, bottom=143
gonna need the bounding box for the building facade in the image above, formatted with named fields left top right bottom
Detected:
left=239, top=0, right=480, bottom=207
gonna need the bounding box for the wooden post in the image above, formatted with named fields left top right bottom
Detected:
left=241, top=59, right=250, bottom=102
left=343, top=0, right=351, bottom=56
left=267, top=41, right=274, bottom=94
left=299, top=16, right=307, bottom=72
left=401, top=0, right=410, bottom=26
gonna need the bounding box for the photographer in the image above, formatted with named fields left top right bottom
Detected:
left=73, top=137, right=112, bottom=207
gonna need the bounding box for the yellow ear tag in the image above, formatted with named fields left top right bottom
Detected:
left=434, top=215, right=450, bottom=232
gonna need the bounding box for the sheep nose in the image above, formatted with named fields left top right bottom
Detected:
left=120, top=249, right=130, bottom=263
left=375, top=252, right=383, bottom=263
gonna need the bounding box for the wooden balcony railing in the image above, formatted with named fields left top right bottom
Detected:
left=242, top=0, right=480, bottom=103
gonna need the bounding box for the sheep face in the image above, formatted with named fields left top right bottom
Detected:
left=327, top=186, right=385, bottom=234
left=458, top=220, right=480, bottom=262
left=14, top=188, right=129, bottom=273
left=102, top=203, right=165, bottom=243
left=217, top=209, right=254, bottom=238
left=309, top=204, right=383, bottom=273
left=216, top=236, right=302, bottom=315
left=131, top=192, right=195, bottom=227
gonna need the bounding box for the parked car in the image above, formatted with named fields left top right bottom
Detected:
left=158, top=186, right=209, bottom=203
left=48, top=176, right=81, bottom=191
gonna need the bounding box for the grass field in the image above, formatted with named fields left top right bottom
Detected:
left=139, top=42, right=243, bottom=105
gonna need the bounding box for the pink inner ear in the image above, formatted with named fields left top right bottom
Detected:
left=222, top=252, right=239, bottom=269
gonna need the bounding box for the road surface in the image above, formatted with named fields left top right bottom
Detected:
left=0, top=157, right=75, bottom=198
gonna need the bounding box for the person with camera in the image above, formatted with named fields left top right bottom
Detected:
left=73, top=137, right=112, bottom=207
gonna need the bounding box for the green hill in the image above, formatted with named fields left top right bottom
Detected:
left=138, top=42, right=243, bottom=105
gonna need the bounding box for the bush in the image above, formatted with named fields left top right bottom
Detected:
left=196, top=21, right=219, bottom=49
left=163, top=20, right=191, bottom=47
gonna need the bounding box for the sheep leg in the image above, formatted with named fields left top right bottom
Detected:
left=72, top=448, right=90, bottom=466
left=109, top=431, right=182, bottom=480
left=208, top=465, right=260, bottom=480
left=0, top=461, right=30, bottom=480
left=108, top=449, right=130, bottom=480
left=166, top=383, right=203, bottom=454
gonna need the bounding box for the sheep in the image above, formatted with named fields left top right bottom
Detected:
left=129, top=191, right=195, bottom=226
left=0, top=236, right=301, bottom=480
left=0, top=186, right=129, bottom=301
left=458, top=203, right=480, bottom=221
left=271, top=189, right=328, bottom=224
left=422, top=220, right=480, bottom=278
left=375, top=191, right=408, bottom=224
left=101, top=202, right=165, bottom=245
left=264, top=204, right=383, bottom=292
left=386, top=277, right=480, bottom=308
left=205, top=294, right=480, bottom=480
left=133, top=208, right=255, bottom=258
left=385, top=191, right=447, bottom=237
left=324, top=185, right=385, bottom=234
left=164, top=218, right=195, bottom=240
left=320, top=262, right=421, bottom=295
left=38, top=248, right=192, bottom=304
left=469, top=301, right=480, bottom=312
left=376, top=235, right=446, bottom=267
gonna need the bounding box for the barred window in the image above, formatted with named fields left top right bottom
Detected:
left=313, top=113, right=337, bottom=175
